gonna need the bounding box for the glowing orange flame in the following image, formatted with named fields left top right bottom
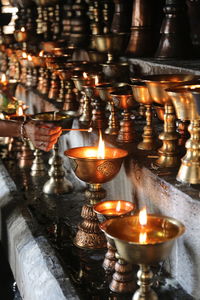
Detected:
left=83, top=72, right=88, bottom=79
left=21, top=27, right=25, bottom=32
left=39, top=50, right=44, bottom=57
left=16, top=101, right=24, bottom=116
left=0, top=113, right=4, bottom=119
left=1, top=74, right=8, bottom=86
left=27, top=54, right=32, bottom=61
left=139, top=207, right=147, bottom=226
left=97, top=131, right=105, bottom=159
left=94, top=75, right=99, bottom=85
left=22, top=52, right=27, bottom=59
left=139, top=207, right=147, bottom=244
left=116, top=201, right=121, bottom=212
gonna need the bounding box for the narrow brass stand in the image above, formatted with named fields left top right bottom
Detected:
left=31, top=149, right=46, bottom=176
left=133, top=265, right=157, bottom=300
left=156, top=103, right=179, bottom=168
left=43, top=142, right=73, bottom=195
left=74, top=184, right=107, bottom=249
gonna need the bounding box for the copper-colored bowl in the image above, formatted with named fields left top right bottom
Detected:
left=31, top=111, right=73, bottom=129
left=94, top=200, right=135, bottom=218
left=166, top=85, right=200, bottom=121
left=110, top=90, right=137, bottom=110
left=130, top=82, right=153, bottom=105
left=96, top=83, right=127, bottom=102
left=154, top=104, right=165, bottom=121
left=141, top=74, right=196, bottom=105
left=100, top=214, right=185, bottom=265
left=93, top=33, right=129, bottom=55
left=65, top=146, right=128, bottom=184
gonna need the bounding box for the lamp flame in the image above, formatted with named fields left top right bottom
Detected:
left=116, top=201, right=121, bottom=212
left=39, top=50, right=44, bottom=57
left=97, top=130, right=105, bottom=159
left=83, top=72, right=88, bottom=79
left=139, top=207, right=147, bottom=226
left=21, top=27, right=25, bottom=32
left=1, top=74, right=8, bottom=86
left=16, top=101, right=24, bottom=116
left=27, top=54, right=32, bottom=61
left=139, top=207, right=147, bottom=244
left=94, top=75, right=99, bottom=85
left=22, top=52, right=27, bottom=59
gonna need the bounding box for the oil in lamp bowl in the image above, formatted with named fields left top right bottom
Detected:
left=100, top=214, right=185, bottom=265
left=65, top=146, right=128, bottom=184
left=31, top=111, right=73, bottom=130
left=141, top=74, right=196, bottom=105
left=166, top=85, right=200, bottom=120
left=94, top=200, right=135, bottom=218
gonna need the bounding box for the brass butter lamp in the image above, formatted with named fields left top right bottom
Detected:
left=131, top=82, right=156, bottom=150
left=94, top=200, right=136, bottom=294
left=110, top=89, right=138, bottom=143
left=64, top=133, right=128, bottom=249
left=101, top=208, right=185, bottom=300
left=166, top=84, right=200, bottom=184
left=32, top=111, right=74, bottom=195
left=141, top=74, right=195, bottom=168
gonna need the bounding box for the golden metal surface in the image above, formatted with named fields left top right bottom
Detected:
left=166, top=86, right=200, bottom=183
left=131, top=83, right=156, bottom=150
left=154, top=104, right=164, bottom=121
left=100, top=214, right=185, bottom=264
left=94, top=200, right=135, bottom=217
left=65, top=146, right=128, bottom=184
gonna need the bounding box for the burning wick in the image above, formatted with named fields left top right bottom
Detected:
left=1, top=74, right=8, bottom=86
left=21, top=27, right=25, bottom=32
left=27, top=54, right=32, bottom=61
left=39, top=50, right=44, bottom=57
left=139, top=207, right=147, bottom=244
left=97, top=130, right=105, bottom=159
left=62, top=128, right=92, bottom=132
left=22, top=52, right=27, bottom=59
left=94, top=75, right=99, bottom=86
left=83, top=72, right=88, bottom=79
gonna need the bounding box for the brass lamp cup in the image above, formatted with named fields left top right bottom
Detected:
left=166, top=85, right=200, bottom=184
left=65, top=146, right=128, bottom=184
left=131, top=82, right=156, bottom=150
left=154, top=104, right=165, bottom=121
left=93, top=33, right=129, bottom=63
left=140, top=74, right=196, bottom=168
left=110, top=90, right=137, bottom=143
left=64, top=146, right=128, bottom=250
left=100, top=214, right=185, bottom=300
left=94, top=200, right=135, bottom=219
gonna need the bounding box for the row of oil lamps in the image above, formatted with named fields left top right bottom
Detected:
left=0, top=52, right=198, bottom=299
left=2, top=45, right=200, bottom=186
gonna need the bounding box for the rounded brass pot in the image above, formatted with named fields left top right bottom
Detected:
left=100, top=214, right=185, bottom=265
left=65, top=146, right=128, bottom=184
left=110, top=90, right=137, bottom=110
left=93, top=33, right=129, bottom=56
left=130, top=82, right=152, bottom=105
left=141, top=74, right=196, bottom=105
left=31, top=111, right=73, bottom=130
left=154, top=104, right=165, bottom=121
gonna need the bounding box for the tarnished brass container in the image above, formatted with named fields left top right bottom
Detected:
left=110, top=90, right=137, bottom=143
left=65, top=146, right=128, bottom=184
left=166, top=85, right=200, bottom=184
left=131, top=82, right=156, bottom=150
left=139, top=74, right=196, bottom=168
left=31, top=111, right=73, bottom=129
left=93, top=33, right=129, bottom=63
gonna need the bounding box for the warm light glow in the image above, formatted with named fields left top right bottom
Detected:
left=0, top=113, right=4, bottom=119
left=83, top=72, right=88, bottom=79
left=139, top=207, right=147, bottom=226
left=139, top=232, right=147, bottom=244
left=22, top=52, right=27, bottom=59
left=21, top=27, right=25, bottom=32
left=190, top=84, right=200, bottom=90
left=16, top=101, right=24, bottom=116
left=1, top=74, right=8, bottom=86
left=116, top=201, right=121, bottom=212
left=39, top=50, right=44, bottom=57
left=27, top=54, right=32, bottom=61
left=94, top=75, right=99, bottom=85
left=97, top=131, right=105, bottom=159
